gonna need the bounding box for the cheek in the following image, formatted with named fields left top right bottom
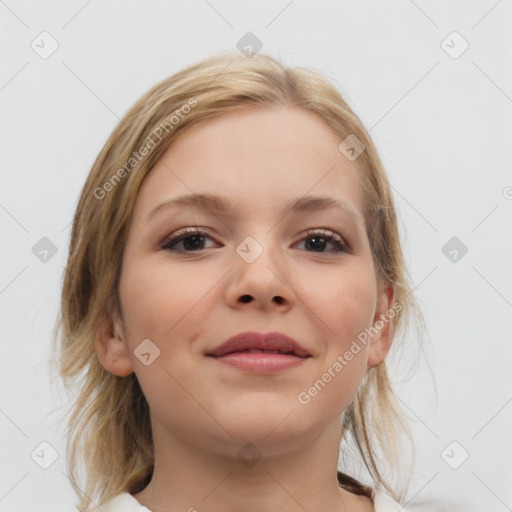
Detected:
left=117, top=259, right=208, bottom=411
left=119, top=256, right=211, bottom=341
left=297, top=260, right=377, bottom=347
left=295, top=267, right=376, bottom=418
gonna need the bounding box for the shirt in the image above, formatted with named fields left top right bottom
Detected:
left=99, top=489, right=406, bottom=511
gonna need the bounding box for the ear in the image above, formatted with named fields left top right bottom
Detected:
left=367, top=282, right=395, bottom=368
left=94, top=300, right=134, bottom=377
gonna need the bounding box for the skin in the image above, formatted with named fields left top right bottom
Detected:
left=95, top=105, right=394, bottom=512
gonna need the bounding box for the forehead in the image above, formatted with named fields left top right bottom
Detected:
left=132, top=105, right=366, bottom=222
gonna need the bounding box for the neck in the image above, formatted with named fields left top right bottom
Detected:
left=131, top=416, right=372, bottom=512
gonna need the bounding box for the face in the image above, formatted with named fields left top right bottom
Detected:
left=96, top=105, right=393, bottom=456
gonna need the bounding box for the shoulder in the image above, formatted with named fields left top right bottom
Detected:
left=373, top=489, right=407, bottom=511
left=97, top=492, right=152, bottom=512
left=98, top=489, right=404, bottom=512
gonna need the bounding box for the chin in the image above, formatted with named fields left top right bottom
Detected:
left=217, top=406, right=322, bottom=447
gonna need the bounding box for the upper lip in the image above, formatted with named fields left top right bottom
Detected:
left=206, top=331, right=311, bottom=358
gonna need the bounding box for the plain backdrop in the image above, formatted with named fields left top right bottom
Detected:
left=1, top=1, right=511, bottom=511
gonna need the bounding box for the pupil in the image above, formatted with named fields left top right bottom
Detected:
left=184, top=235, right=203, bottom=250
left=307, top=236, right=325, bottom=251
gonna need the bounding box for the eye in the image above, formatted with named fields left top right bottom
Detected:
left=160, top=227, right=348, bottom=254
left=160, top=227, right=217, bottom=252
left=296, top=229, right=348, bottom=253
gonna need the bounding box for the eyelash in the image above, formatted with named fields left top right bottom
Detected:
left=160, top=227, right=349, bottom=254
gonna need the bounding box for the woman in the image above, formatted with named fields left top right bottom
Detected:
left=52, top=51, right=424, bottom=512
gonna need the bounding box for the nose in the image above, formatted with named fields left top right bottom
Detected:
left=223, top=236, right=296, bottom=312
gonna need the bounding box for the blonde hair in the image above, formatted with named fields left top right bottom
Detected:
left=50, top=51, right=427, bottom=511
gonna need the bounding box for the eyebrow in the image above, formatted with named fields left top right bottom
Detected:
left=146, top=193, right=363, bottom=225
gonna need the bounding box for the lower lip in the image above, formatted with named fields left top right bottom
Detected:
left=208, top=353, right=310, bottom=372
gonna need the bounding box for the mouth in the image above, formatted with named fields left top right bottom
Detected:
left=205, top=331, right=312, bottom=373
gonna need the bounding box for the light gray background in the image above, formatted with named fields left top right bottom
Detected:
left=1, top=1, right=511, bottom=511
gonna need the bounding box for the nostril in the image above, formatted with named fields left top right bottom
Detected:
left=240, top=295, right=252, bottom=303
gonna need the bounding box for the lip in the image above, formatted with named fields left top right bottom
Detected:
left=206, top=331, right=311, bottom=373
